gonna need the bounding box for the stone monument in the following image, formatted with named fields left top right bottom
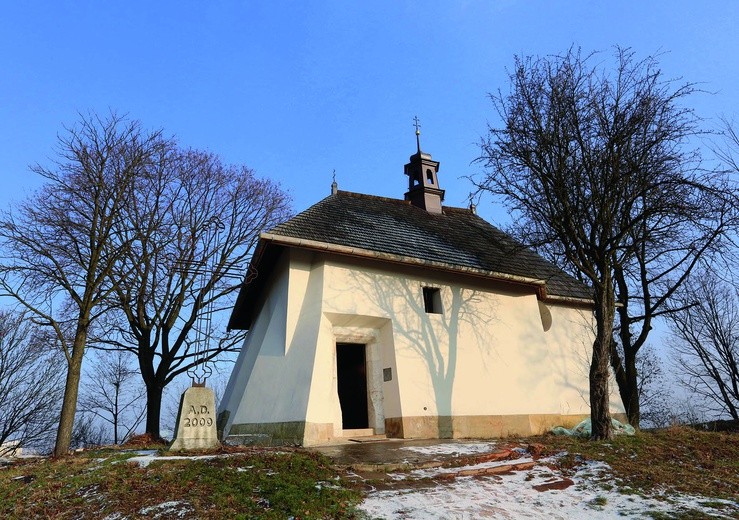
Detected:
left=170, top=384, right=220, bottom=451
left=168, top=216, right=229, bottom=451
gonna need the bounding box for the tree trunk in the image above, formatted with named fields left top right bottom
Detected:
left=137, top=333, right=166, bottom=440
left=612, top=281, right=641, bottom=429
left=113, top=385, right=120, bottom=444
left=609, top=338, right=640, bottom=429
left=53, top=332, right=87, bottom=457
left=622, top=348, right=640, bottom=428
left=145, top=384, right=164, bottom=440
left=590, top=286, right=614, bottom=440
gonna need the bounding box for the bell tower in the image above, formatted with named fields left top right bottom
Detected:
left=404, top=117, right=445, bottom=214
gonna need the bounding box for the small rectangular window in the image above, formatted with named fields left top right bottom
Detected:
left=422, top=287, right=442, bottom=314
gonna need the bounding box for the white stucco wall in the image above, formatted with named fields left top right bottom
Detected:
left=219, top=250, right=323, bottom=433
left=219, top=248, right=625, bottom=443
left=317, top=259, right=620, bottom=420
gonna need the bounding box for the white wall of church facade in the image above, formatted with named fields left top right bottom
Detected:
left=218, top=251, right=325, bottom=442
left=219, top=249, right=625, bottom=446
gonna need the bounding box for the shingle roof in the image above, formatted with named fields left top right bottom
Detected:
left=228, top=190, right=592, bottom=329
left=276, top=190, right=590, bottom=297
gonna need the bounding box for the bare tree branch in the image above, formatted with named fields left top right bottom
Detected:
left=91, top=148, right=291, bottom=438
left=0, top=309, right=64, bottom=455
left=0, top=112, right=172, bottom=455
left=668, top=273, right=739, bottom=420
left=474, top=46, right=734, bottom=437
left=78, top=351, right=146, bottom=444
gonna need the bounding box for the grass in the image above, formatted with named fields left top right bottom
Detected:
left=0, top=427, right=737, bottom=519
left=0, top=447, right=364, bottom=519
left=536, top=426, right=739, bottom=502
left=590, top=495, right=608, bottom=507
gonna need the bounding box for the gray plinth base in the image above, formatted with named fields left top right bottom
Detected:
left=170, top=386, right=220, bottom=451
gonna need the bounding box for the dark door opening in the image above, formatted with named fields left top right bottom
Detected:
left=336, top=343, right=369, bottom=429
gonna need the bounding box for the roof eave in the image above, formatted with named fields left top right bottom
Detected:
left=542, top=294, right=595, bottom=307
left=260, top=231, right=548, bottom=288
left=229, top=232, right=596, bottom=331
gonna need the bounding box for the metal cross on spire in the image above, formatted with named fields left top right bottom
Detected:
left=331, top=169, right=338, bottom=195
left=413, top=115, right=421, bottom=153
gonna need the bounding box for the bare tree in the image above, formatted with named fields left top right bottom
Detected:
left=633, top=344, right=675, bottom=428
left=70, top=413, right=110, bottom=450
left=715, top=118, right=739, bottom=175
left=606, top=165, right=731, bottom=428
left=668, top=273, right=739, bottom=421
left=475, top=47, right=732, bottom=438
left=78, top=351, right=146, bottom=444
left=93, top=149, right=291, bottom=439
left=0, top=309, right=63, bottom=455
left=607, top=112, right=737, bottom=429
left=0, top=112, right=171, bottom=456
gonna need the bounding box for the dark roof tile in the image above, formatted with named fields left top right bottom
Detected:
left=268, top=191, right=591, bottom=300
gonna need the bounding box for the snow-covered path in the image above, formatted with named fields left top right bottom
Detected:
left=358, top=444, right=738, bottom=519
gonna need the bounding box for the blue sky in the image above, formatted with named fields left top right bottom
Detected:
left=2, top=1, right=738, bottom=227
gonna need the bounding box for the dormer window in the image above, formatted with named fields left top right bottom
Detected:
left=422, top=287, right=442, bottom=314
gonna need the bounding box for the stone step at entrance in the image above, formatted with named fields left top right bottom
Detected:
left=342, top=428, right=373, bottom=437
left=342, top=428, right=387, bottom=443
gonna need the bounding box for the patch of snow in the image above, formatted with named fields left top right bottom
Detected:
left=315, top=480, right=343, bottom=491
left=75, top=484, right=102, bottom=500
left=83, top=457, right=111, bottom=473
left=131, top=449, right=159, bottom=456
left=398, top=442, right=497, bottom=456
left=123, top=453, right=222, bottom=468
left=139, top=500, right=193, bottom=519
left=359, top=457, right=738, bottom=519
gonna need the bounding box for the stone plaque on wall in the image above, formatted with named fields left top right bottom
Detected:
left=170, top=386, right=220, bottom=451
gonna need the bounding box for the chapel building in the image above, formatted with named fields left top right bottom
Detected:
left=218, top=135, right=625, bottom=446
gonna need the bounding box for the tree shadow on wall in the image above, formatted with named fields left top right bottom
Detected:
left=349, top=270, right=495, bottom=438
left=517, top=302, right=594, bottom=414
